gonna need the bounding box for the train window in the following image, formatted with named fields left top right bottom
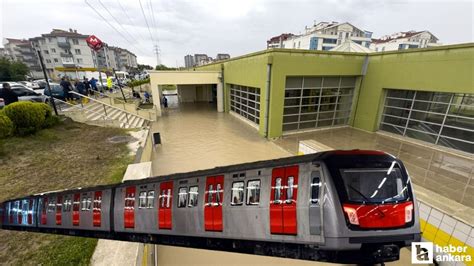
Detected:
left=274, top=177, right=282, bottom=204
left=94, top=192, right=102, bottom=211
left=86, top=197, right=92, bottom=211
left=178, top=187, right=187, bottom=208
left=48, top=199, right=56, bottom=212
left=139, top=191, right=147, bottom=209
left=166, top=189, right=171, bottom=208
left=246, top=180, right=261, bottom=205
left=188, top=186, right=198, bottom=207
left=286, top=176, right=294, bottom=203
left=146, top=191, right=155, bottom=208
left=81, top=197, right=87, bottom=211
left=207, top=184, right=213, bottom=204
left=216, top=184, right=222, bottom=204
left=231, top=182, right=244, bottom=205
left=311, top=175, right=321, bottom=204
left=160, top=190, right=166, bottom=208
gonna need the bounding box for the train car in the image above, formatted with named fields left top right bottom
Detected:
left=0, top=150, right=421, bottom=264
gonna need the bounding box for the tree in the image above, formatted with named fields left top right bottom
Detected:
left=155, top=64, right=177, bottom=70
left=0, top=58, right=29, bottom=81
left=137, top=64, right=153, bottom=71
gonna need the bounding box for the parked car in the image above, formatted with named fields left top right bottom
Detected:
left=10, top=84, right=46, bottom=103
left=43, top=83, right=79, bottom=101
left=18, top=81, right=40, bottom=90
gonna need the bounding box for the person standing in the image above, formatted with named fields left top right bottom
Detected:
left=83, top=77, right=91, bottom=96
left=162, top=95, right=168, bottom=108
left=60, top=77, right=73, bottom=102
left=90, top=77, right=98, bottom=96
left=0, top=83, right=19, bottom=106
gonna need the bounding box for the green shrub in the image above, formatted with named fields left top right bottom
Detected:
left=38, top=103, right=60, bottom=128
left=0, top=111, right=14, bottom=138
left=3, top=102, right=45, bottom=135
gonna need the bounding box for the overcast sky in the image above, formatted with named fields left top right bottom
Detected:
left=1, top=0, right=473, bottom=67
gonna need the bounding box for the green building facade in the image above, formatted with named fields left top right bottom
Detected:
left=196, top=43, right=474, bottom=154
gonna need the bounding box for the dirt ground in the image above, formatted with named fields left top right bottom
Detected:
left=0, top=119, right=133, bottom=265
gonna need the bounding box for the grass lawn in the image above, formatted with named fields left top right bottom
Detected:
left=0, top=118, right=134, bottom=265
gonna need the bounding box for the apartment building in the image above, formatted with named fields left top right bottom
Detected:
left=268, top=21, right=373, bottom=51
left=371, top=30, right=440, bottom=51
left=184, top=55, right=194, bottom=68
left=216, top=54, right=230, bottom=61
left=3, top=38, right=43, bottom=78
left=3, top=29, right=138, bottom=80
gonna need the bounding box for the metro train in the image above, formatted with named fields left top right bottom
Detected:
left=0, top=150, right=420, bottom=264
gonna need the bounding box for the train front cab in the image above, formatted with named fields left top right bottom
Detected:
left=320, top=150, right=421, bottom=263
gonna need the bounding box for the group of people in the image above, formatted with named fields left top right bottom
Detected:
left=59, top=76, right=100, bottom=101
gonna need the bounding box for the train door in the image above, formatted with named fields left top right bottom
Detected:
left=124, top=186, right=136, bottom=228
left=270, top=165, right=299, bottom=235
left=73, top=193, right=80, bottom=226
left=204, top=175, right=224, bottom=232
left=17, top=201, right=22, bottom=224
left=158, top=181, right=173, bottom=229
left=309, top=170, right=322, bottom=235
left=56, top=195, right=62, bottom=225
left=93, top=191, right=102, bottom=227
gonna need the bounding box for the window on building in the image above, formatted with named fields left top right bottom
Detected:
left=51, top=48, right=56, bottom=53
left=380, top=89, right=473, bottom=154
left=298, top=41, right=301, bottom=48
left=139, top=191, right=147, bottom=208
left=230, top=84, right=261, bottom=125
left=75, top=49, right=81, bottom=55
left=146, top=191, right=155, bottom=208
left=53, top=58, right=58, bottom=63
left=231, top=182, right=244, bottom=205
left=77, top=58, right=83, bottom=64
left=188, top=186, right=198, bottom=207
left=40, top=40, right=45, bottom=44
left=44, top=50, right=49, bottom=54
left=73, top=39, right=79, bottom=45
left=283, top=76, right=356, bottom=132
left=322, top=38, right=337, bottom=44
left=48, top=38, right=52, bottom=42
left=246, top=180, right=260, bottom=205
left=46, top=59, right=51, bottom=63
left=178, top=187, right=187, bottom=208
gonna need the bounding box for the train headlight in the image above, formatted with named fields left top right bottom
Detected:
left=405, top=202, right=413, bottom=223
left=343, top=205, right=359, bottom=225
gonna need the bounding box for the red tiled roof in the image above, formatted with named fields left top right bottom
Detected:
left=267, top=33, right=294, bottom=44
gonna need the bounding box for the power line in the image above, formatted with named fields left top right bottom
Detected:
left=148, top=0, right=159, bottom=42
left=138, top=0, right=155, bottom=45
left=116, top=0, right=148, bottom=42
left=84, top=0, right=148, bottom=56
left=96, top=0, right=148, bottom=54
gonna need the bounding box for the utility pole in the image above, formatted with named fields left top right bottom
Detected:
left=154, top=44, right=160, bottom=67
left=36, top=50, right=58, bottom=116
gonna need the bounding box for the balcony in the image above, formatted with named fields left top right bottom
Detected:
left=57, top=41, right=71, bottom=49
left=62, top=61, right=76, bottom=67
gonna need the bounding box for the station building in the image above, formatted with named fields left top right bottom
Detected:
left=150, top=43, right=473, bottom=155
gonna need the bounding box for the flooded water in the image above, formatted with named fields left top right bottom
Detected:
left=150, top=102, right=288, bottom=176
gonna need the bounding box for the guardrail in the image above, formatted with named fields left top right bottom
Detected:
left=51, top=97, right=141, bottom=128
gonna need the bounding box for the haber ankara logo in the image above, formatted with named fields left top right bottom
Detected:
left=86, top=35, right=103, bottom=51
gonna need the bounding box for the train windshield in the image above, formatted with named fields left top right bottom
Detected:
left=340, top=166, right=408, bottom=204
left=325, top=153, right=412, bottom=204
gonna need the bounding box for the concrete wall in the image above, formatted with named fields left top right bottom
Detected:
left=195, top=43, right=474, bottom=138
left=177, top=85, right=213, bottom=103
